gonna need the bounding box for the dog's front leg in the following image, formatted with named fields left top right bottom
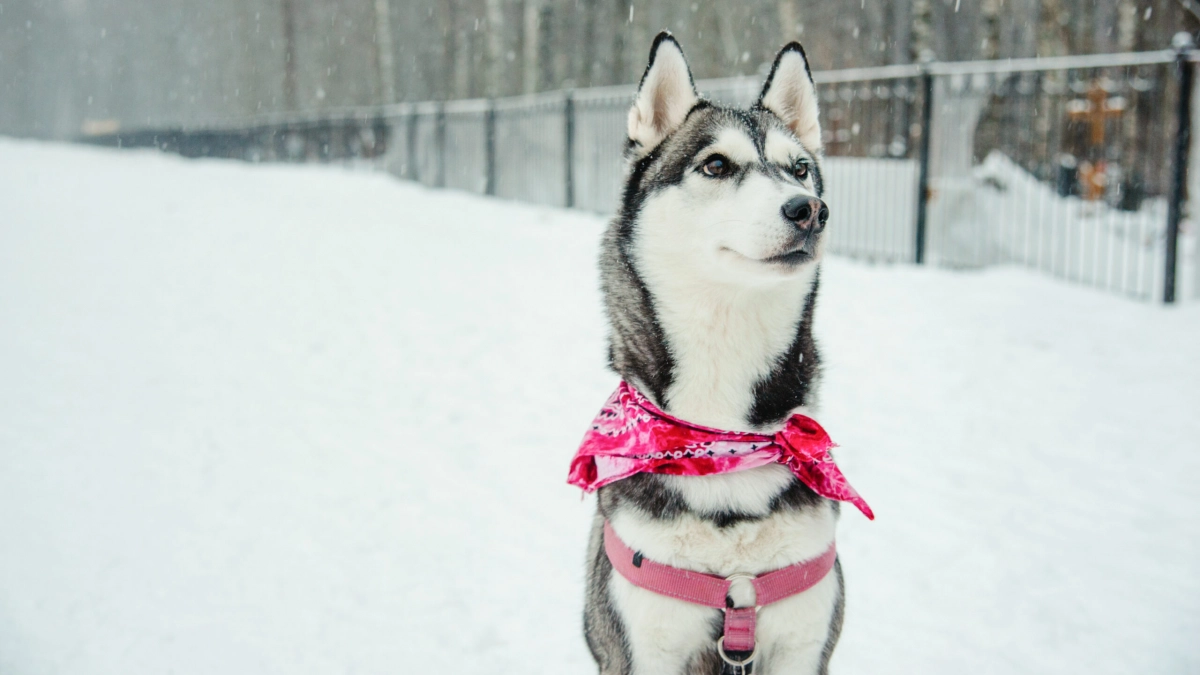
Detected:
left=609, top=574, right=721, bottom=674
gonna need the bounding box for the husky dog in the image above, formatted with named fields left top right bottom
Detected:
left=584, top=33, right=842, bottom=675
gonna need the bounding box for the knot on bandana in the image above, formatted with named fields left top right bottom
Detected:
left=567, top=382, right=873, bottom=520
left=776, top=415, right=834, bottom=464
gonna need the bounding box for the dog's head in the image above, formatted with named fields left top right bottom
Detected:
left=622, top=33, right=827, bottom=287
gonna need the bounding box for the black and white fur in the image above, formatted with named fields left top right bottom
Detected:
left=584, top=33, right=843, bottom=675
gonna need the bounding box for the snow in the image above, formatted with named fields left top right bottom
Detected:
left=1, top=138, right=1198, bottom=674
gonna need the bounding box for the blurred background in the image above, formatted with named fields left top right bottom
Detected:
left=2, top=2, right=1199, bottom=675
left=1, top=0, right=1196, bottom=137
left=6, top=0, right=1198, bottom=299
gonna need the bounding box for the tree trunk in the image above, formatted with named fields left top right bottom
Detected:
left=374, top=0, right=397, bottom=103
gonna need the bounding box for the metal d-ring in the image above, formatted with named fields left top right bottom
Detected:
left=716, top=636, right=758, bottom=669
left=725, top=572, right=758, bottom=607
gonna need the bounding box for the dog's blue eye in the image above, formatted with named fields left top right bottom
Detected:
left=701, top=155, right=731, bottom=178
left=793, top=161, right=809, bottom=180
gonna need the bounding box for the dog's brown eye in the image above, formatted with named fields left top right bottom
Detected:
left=701, top=155, right=731, bottom=178
left=793, top=161, right=809, bottom=180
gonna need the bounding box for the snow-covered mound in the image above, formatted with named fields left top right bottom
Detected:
left=930, top=150, right=1196, bottom=302
left=1, top=139, right=1197, bottom=675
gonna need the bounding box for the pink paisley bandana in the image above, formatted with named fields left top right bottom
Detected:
left=568, top=382, right=874, bottom=519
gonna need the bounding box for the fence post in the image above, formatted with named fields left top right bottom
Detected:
left=406, top=105, right=419, bottom=181
left=435, top=101, right=446, bottom=188
left=372, top=115, right=387, bottom=169
left=1164, top=33, right=1194, bottom=304
left=485, top=99, right=497, bottom=196
left=913, top=64, right=935, bottom=265
left=564, top=91, right=576, bottom=208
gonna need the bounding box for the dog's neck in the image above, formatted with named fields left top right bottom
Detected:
left=603, top=229, right=822, bottom=434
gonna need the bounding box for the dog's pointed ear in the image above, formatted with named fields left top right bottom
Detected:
left=627, top=32, right=699, bottom=153
left=758, top=42, right=822, bottom=153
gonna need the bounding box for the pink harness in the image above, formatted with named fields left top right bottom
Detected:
left=568, top=383, right=872, bottom=669
left=604, top=521, right=838, bottom=669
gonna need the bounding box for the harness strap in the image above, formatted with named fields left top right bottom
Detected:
left=752, top=544, right=839, bottom=605
left=602, top=521, right=837, bottom=661
left=722, top=607, right=758, bottom=652
left=604, top=520, right=730, bottom=608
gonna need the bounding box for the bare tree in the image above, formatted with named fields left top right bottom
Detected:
left=375, top=0, right=398, bottom=103
left=281, top=0, right=299, bottom=109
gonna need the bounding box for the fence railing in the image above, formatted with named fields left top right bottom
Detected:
left=83, top=43, right=1198, bottom=304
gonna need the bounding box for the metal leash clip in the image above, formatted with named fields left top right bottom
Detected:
left=716, top=636, right=757, bottom=675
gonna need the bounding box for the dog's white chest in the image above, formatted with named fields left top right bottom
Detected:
left=607, top=473, right=839, bottom=675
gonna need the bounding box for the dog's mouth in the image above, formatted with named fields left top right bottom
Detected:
left=759, top=230, right=822, bottom=266
left=721, top=233, right=821, bottom=269
left=761, top=234, right=821, bottom=266
left=760, top=247, right=814, bottom=266
left=721, top=244, right=817, bottom=268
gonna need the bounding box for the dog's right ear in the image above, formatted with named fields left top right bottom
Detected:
left=627, top=32, right=699, bottom=155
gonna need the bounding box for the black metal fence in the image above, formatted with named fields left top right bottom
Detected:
left=85, top=44, right=1198, bottom=304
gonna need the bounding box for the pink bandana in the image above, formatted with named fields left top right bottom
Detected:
left=568, top=382, right=873, bottom=519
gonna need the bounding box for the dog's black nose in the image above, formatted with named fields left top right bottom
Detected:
left=781, top=196, right=829, bottom=232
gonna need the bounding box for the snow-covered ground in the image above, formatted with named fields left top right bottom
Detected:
left=1, top=138, right=1198, bottom=675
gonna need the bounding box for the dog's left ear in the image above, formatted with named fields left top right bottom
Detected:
left=758, top=42, right=822, bottom=153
